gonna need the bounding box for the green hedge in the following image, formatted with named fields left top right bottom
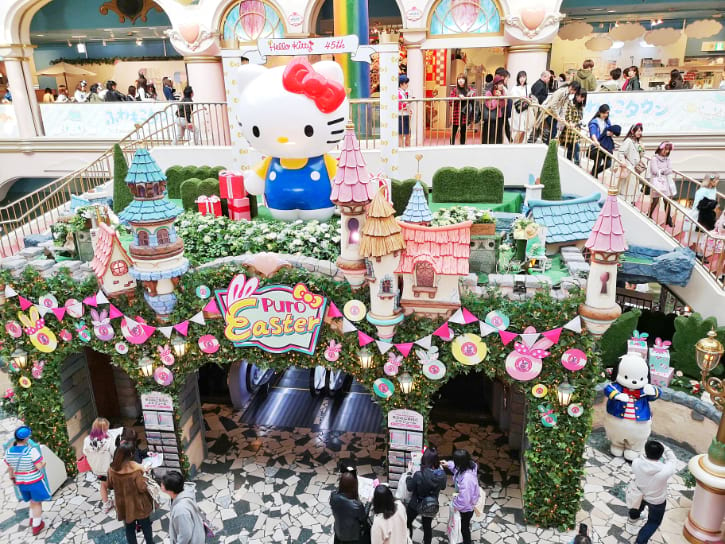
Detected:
left=180, top=178, right=202, bottom=211
left=432, top=166, right=504, bottom=203
left=600, top=309, right=641, bottom=368
left=671, top=313, right=725, bottom=379
left=165, top=165, right=225, bottom=199
left=112, top=144, right=133, bottom=213
left=199, top=178, right=219, bottom=198
left=540, top=140, right=562, bottom=201
left=391, top=178, right=423, bottom=216
left=166, top=166, right=185, bottom=198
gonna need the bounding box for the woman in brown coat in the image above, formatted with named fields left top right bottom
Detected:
left=108, top=442, right=154, bottom=544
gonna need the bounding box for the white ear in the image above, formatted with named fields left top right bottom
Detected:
left=313, top=61, right=344, bottom=84
left=236, top=64, right=268, bottom=95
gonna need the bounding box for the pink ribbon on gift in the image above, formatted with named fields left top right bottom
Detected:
left=514, top=341, right=550, bottom=359
left=653, top=337, right=671, bottom=350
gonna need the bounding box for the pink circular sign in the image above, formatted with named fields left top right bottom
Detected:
left=505, top=350, right=542, bottom=381
left=561, top=348, right=587, bottom=371
left=423, top=361, right=446, bottom=380
left=154, top=366, right=173, bottom=387
left=198, top=334, right=220, bottom=354
left=5, top=321, right=22, bottom=338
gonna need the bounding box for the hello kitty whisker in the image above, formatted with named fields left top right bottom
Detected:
left=327, top=139, right=344, bottom=144
left=327, top=117, right=345, bottom=125
left=330, top=129, right=345, bottom=134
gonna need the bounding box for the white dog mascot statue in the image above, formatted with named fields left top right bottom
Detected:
left=603, top=353, right=661, bottom=461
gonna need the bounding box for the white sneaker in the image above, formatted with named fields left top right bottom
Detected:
left=626, top=517, right=644, bottom=534
left=103, top=500, right=114, bottom=513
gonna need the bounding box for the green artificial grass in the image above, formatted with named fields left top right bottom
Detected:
left=432, top=166, right=505, bottom=203
left=431, top=192, right=523, bottom=213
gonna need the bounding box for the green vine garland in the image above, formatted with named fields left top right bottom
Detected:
left=0, top=265, right=599, bottom=530
left=49, top=56, right=183, bottom=67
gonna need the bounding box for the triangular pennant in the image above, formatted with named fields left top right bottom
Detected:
left=35, top=304, right=51, bottom=317
left=83, top=294, right=97, bottom=308
left=327, top=301, right=343, bottom=318
left=18, top=296, right=33, bottom=311
left=190, top=312, right=206, bottom=326
left=5, top=285, right=17, bottom=298
left=542, top=327, right=563, bottom=344
left=51, top=307, right=66, bottom=321
left=461, top=308, right=479, bottom=325
left=447, top=309, right=466, bottom=325
left=395, top=342, right=414, bottom=358
left=123, top=316, right=138, bottom=329
left=376, top=340, right=395, bottom=354
left=203, top=299, right=220, bottom=315
left=159, top=326, right=173, bottom=338
left=173, top=321, right=190, bottom=337
left=499, top=330, right=518, bottom=346
left=414, top=335, right=433, bottom=350
left=96, top=291, right=109, bottom=305
left=358, top=331, right=374, bottom=347
left=432, top=322, right=452, bottom=341
left=563, top=316, right=582, bottom=334
left=342, top=318, right=358, bottom=334
left=69, top=302, right=84, bottom=317
left=520, top=332, right=540, bottom=347
left=479, top=322, right=497, bottom=337
left=140, top=324, right=156, bottom=339
left=108, top=304, right=123, bottom=319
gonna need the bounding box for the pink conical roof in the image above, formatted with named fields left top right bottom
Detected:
left=331, top=125, right=377, bottom=205
left=585, top=192, right=628, bottom=254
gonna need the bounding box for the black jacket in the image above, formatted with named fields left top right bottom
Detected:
left=698, top=197, right=718, bottom=230
left=104, top=90, right=125, bottom=102
left=406, top=467, right=446, bottom=509
left=530, top=79, right=548, bottom=105
left=330, top=492, right=367, bottom=542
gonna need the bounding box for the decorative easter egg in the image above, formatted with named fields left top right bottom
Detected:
left=373, top=378, right=394, bottom=399
left=115, top=342, right=129, bottom=355
left=567, top=403, right=584, bottom=418
left=65, top=299, right=84, bottom=318
left=451, top=334, right=487, bottom=366
left=19, top=376, right=32, bottom=389
left=324, top=340, right=342, bottom=362
left=561, top=348, right=587, bottom=371
left=531, top=384, right=548, bottom=398
left=39, top=294, right=58, bottom=308
left=154, top=366, right=174, bottom=387
left=198, top=334, right=220, bottom=354
left=59, top=329, right=72, bottom=342
left=485, top=311, right=509, bottom=331
left=505, top=350, right=542, bottom=381
left=196, top=285, right=211, bottom=299
left=422, top=361, right=446, bottom=380
left=343, top=300, right=367, bottom=322
left=538, top=403, right=557, bottom=427
left=5, top=321, right=23, bottom=338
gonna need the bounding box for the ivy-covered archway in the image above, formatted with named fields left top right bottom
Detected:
left=0, top=263, right=599, bottom=529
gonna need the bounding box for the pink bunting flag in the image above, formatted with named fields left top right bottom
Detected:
left=51, top=307, right=66, bottom=321
left=432, top=322, right=452, bottom=341
left=461, top=308, right=479, bottom=324
left=499, top=330, right=518, bottom=346
left=542, top=327, right=562, bottom=344
left=174, top=321, right=190, bottom=337
left=141, top=323, right=156, bottom=339
left=108, top=304, right=123, bottom=319
left=83, top=294, right=97, bottom=308
left=18, top=296, right=33, bottom=311
left=327, top=301, right=343, bottom=318
left=203, top=299, right=220, bottom=315
left=358, top=331, right=375, bottom=347
left=395, top=343, right=414, bottom=358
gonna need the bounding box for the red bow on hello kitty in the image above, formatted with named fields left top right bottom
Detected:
left=282, top=58, right=345, bottom=114
left=513, top=342, right=550, bottom=359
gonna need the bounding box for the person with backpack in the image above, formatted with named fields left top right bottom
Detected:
left=443, top=449, right=479, bottom=544
left=405, top=447, right=446, bottom=544
left=161, top=471, right=206, bottom=544
left=83, top=417, right=121, bottom=512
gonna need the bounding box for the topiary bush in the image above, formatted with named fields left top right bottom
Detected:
left=671, top=313, right=725, bottom=379
left=391, top=178, right=423, bottom=216
left=196, top=166, right=213, bottom=180
left=112, top=144, right=134, bottom=213
left=181, top=166, right=197, bottom=184
left=180, top=178, right=202, bottom=211
left=199, top=178, right=220, bottom=198
left=479, top=167, right=505, bottom=203
left=600, top=309, right=641, bottom=369
left=432, top=166, right=504, bottom=203
left=165, top=165, right=185, bottom=198
left=540, top=140, right=562, bottom=201
left=211, top=165, right=226, bottom=178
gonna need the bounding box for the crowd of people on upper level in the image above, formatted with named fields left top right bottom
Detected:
left=37, top=73, right=181, bottom=104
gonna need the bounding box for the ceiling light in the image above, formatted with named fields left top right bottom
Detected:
left=591, top=8, right=605, bottom=11
left=607, top=9, right=616, bottom=13
left=35, top=34, right=45, bottom=37
left=76, top=42, right=86, bottom=53
left=71, top=35, right=86, bottom=38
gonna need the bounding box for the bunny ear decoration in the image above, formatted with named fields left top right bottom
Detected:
left=226, top=275, right=260, bottom=307
left=90, top=309, right=100, bottom=322
left=17, top=311, right=33, bottom=328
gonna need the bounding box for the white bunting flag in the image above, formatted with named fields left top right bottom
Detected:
left=563, top=315, right=582, bottom=334
left=342, top=318, right=358, bottom=334
left=520, top=332, right=540, bottom=347
left=190, top=312, right=206, bottom=326
left=159, top=326, right=174, bottom=338
left=479, top=322, right=497, bottom=337
left=376, top=340, right=395, bottom=354
left=34, top=304, right=51, bottom=317
left=447, top=309, right=466, bottom=325
left=414, top=335, right=433, bottom=350
left=96, top=290, right=109, bottom=305
left=4, top=285, right=17, bottom=298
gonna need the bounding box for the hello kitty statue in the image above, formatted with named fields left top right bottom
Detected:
left=233, top=57, right=348, bottom=222
left=603, top=353, right=660, bottom=461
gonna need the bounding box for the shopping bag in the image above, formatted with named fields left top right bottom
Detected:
left=394, top=473, right=412, bottom=503
left=447, top=504, right=462, bottom=544
left=76, top=455, right=91, bottom=473
left=625, top=480, right=644, bottom=510
left=473, top=485, right=486, bottom=521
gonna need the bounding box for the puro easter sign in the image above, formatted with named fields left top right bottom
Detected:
left=215, top=275, right=327, bottom=355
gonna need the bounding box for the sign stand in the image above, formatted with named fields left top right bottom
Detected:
left=386, top=409, right=424, bottom=488
left=141, top=392, right=182, bottom=471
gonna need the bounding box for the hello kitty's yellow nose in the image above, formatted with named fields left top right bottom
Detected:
left=277, top=136, right=289, bottom=143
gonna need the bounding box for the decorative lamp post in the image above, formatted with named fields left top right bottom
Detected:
left=171, top=336, right=189, bottom=359
left=398, top=372, right=414, bottom=395
left=11, top=348, right=28, bottom=369
left=139, top=356, right=154, bottom=378
left=684, top=330, right=725, bottom=544
left=358, top=348, right=374, bottom=369
left=557, top=381, right=575, bottom=407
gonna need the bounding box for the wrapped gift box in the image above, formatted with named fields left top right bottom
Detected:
left=219, top=171, right=245, bottom=199
left=627, top=330, right=649, bottom=359
left=648, top=338, right=671, bottom=373
left=229, top=197, right=251, bottom=221
left=196, top=195, right=222, bottom=217
left=650, top=367, right=674, bottom=388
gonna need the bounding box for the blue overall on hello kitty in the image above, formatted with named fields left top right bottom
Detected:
left=233, top=57, right=349, bottom=222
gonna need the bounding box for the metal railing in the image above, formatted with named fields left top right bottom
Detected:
left=0, top=102, right=229, bottom=257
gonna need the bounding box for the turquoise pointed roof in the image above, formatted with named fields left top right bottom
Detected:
left=401, top=182, right=433, bottom=223
left=119, top=199, right=183, bottom=224
left=125, top=148, right=166, bottom=184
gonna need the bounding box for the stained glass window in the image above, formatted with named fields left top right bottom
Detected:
left=222, top=0, right=284, bottom=44
left=430, top=0, right=501, bottom=35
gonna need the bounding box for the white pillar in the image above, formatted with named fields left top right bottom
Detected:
left=222, top=56, right=252, bottom=171
left=185, top=56, right=230, bottom=146
left=506, top=44, right=551, bottom=83
left=403, top=32, right=425, bottom=147
left=378, top=33, right=399, bottom=178
left=3, top=54, right=41, bottom=138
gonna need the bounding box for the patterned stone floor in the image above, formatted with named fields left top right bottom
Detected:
left=0, top=404, right=694, bottom=544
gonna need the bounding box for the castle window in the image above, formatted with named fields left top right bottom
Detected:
left=137, top=185, right=146, bottom=198
left=381, top=276, right=393, bottom=294
left=365, top=259, right=375, bottom=279
left=137, top=231, right=149, bottom=246
left=415, top=262, right=435, bottom=288
left=110, top=260, right=128, bottom=276
left=156, top=228, right=170, bottom=245
left=348, top=218, right=360, bottom=244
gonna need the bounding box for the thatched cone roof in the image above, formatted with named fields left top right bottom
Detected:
left=359, top=190, right=405, bottom=258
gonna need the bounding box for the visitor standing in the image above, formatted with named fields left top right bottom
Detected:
left=107, top=442, right=154, bottom=544
left=482, top=75, right=506, bottom=144
left=405, top=447, right=446, bottom=544
left=541, top=80, right=581, bottom=143
left=529, top=71, right=550, bottom=142
left=559, top=88, right=587, bottom=161
left=624, top=67, right=641, bottom=91
left=42, top=88, right=54, bottom=103
left=74, top=81, right=89, bottom=102
left=450, top=74, right=474, bottom=145
left=146, top=84, right=158, bottom=101
left=600, top=68, right=623, bottom=91
left=443, top=449, right=480, bottom=544
left=174, top=86, right=199, bottom=145
left=330, top=472, right=369, bottom=544
left=163, top=77, right=176, bottom=101
left=370, top=485, right=407, bottom=544
left=628, top=440, right=677, bottom=544
left=548, top=69, right=558, bottom=92
left=574, top=60, right=598, bottom=92
left=161, top=471, right=205, bottom=544
left=104, top=81, right=125, bottom=102
left=666, top=70, right=688, bottom=90
left=127, top=86, right=138, bottom=101
left=616, top=123, right=645, bottom=199
left=398, top=75, right=411, bottom=147
left=3, top=426, right=50, bottom=536
left=647, top=141, right=676, bottom=227
left=88, top=84, right=103, bottom=103
left=588, top=103, right=621, bottom=178
left=683, top=173, right=720, bottom=247
left=55, top=86, right=69, bottom=103
left=510, top=71, right=535, bottom=143
left=83, top=417, right=118, bottom=512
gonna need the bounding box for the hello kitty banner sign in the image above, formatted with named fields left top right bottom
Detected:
left=242, top=35, right=376, bottom=64
left=215, top=275, right=327, bottom=355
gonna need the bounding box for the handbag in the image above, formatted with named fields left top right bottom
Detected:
left=514, top=100, right=529, bottom=113
left=394, top=473, right=412, bottom=503
left=472, top=485, right=486, bottom=521
left=447, top=504, right=462, bottom=544
left=625, top=480, right=644, bottom=510
left=418, top=495, right=440, bottom=517
left=143, top=472, right=162, bottom=509
left=76, top=456, right=91, bottom=473
left=634, top=160, right=647, bottom=175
